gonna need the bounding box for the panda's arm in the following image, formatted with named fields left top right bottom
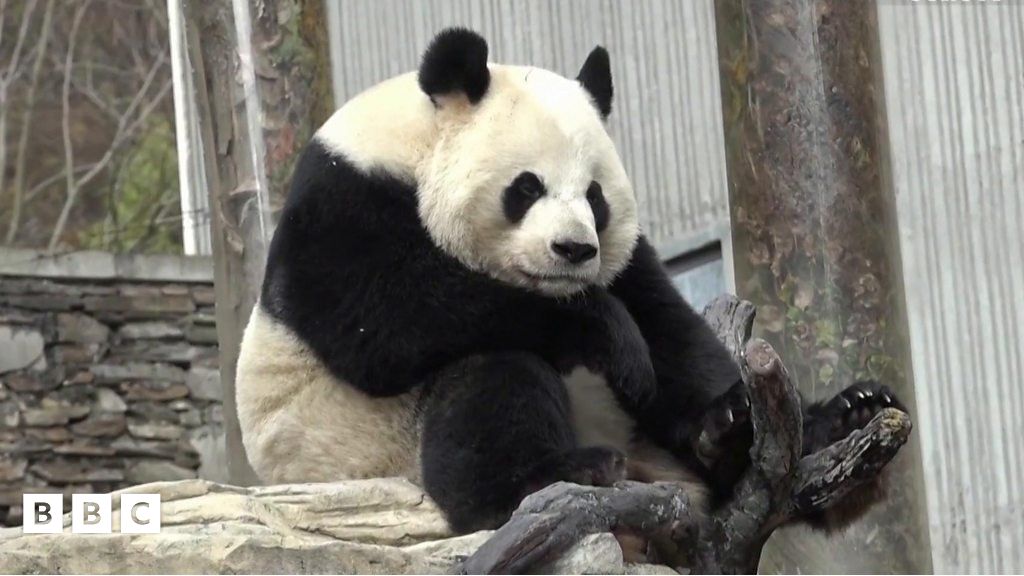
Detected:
left=609, top=237, right=909, bottom=499
left=608, top=236, right=743, bottom=460
left=541, top=288, right=658, bottom=410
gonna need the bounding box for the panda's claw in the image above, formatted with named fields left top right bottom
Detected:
left=803, top=380, right=907, bottom=455
left=695, top=429, right=720, bottom=462
left=717, top=408, right=735, bottom=427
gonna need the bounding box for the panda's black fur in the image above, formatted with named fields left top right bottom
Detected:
left=418, top=27, right=491, bottom=104
left=263, top=140, right=656, bottom=408
left=250, top=27, right=905, bottom=535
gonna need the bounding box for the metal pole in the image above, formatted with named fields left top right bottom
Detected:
left=167, top=0, right=212, bottom=256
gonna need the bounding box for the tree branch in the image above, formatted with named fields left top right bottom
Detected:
left=48, top=10, right=171, bottom=251
left=459, top=295, right=913, bottom=574
left=0, top=0, right=7, bottom=50
left=0, top=0, right=40, bottom=227
left=793, top=408, right=911, bottom=514
left=22, top=163, right=98, bottom=205
left=5, top=0, right=55, bottom=244
left=49, top=0, right=92, bottom=252
left=0, top=0, right=38, bottom=83
left=461, top=482, right=697, bottom=575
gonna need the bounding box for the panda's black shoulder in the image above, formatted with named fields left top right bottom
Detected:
left=256, top=138, right=553, bottom=394
left=277, top=139, right=420, bottom=237
left=260, top=138, right=426, bottom=324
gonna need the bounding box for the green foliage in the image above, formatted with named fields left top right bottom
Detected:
left=80, top=117, right=182, bottom=253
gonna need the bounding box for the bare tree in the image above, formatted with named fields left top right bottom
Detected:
left=48, top=1, right=172, bottom=251
left=0, top=0, right=39, bottom=229
left=5, top=0, right=54, bottom=244
left=1, top=0, right=178, bottom=253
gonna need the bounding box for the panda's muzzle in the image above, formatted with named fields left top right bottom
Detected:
left=551, top=240, right=598, bottom=264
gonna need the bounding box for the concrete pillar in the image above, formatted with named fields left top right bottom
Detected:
left=713, top=1, right=932, bottom=571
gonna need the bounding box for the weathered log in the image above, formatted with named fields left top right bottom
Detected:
left=701, top=296, right=756, bottom=368
left=459, top=295, right=912, bottom=574
left=461, top=482, right=695, bottom=575
left=793, top=408, right=912, bottom=515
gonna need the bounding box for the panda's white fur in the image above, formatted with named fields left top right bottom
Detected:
left=316, top=65, right=638, bottom=297
left=237, top=58, right=703, bottom=501
left=237, top=307, right=422, bottom=484
left=239, top=308, right=700, bottom=489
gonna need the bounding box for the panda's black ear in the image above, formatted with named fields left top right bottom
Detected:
left=577, top=46, right=613, bottom=119
left=418, top=28, right=490, bottom=105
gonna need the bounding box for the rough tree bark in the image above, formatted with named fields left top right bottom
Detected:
left=180, top=0, right=334, bottom=485
left=713, top=0, right=931, bottom=571
left=460, top=295, right=912, bottom=575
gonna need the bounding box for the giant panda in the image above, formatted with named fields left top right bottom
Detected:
left=236, top=28, right=904, bottom=535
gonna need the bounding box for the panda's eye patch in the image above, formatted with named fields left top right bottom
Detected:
left=586, top=181, right=610, bottom=232
left=513, top=172, right=545, bottom=199
left=502, top=172, right=546, bottom=224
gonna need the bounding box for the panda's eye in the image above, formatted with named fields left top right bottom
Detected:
left=515, top=172, right=545, bottom=199
left=586, top=181, right=610, bottom=233
left=503, top=172, right=546, bottom=224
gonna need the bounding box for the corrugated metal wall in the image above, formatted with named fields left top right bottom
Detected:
left=877, top=1, right=1024, bottom=572
left=324, top=0, right=730, bottom=253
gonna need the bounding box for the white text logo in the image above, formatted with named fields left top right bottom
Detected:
left=23, top=493, right=161, bottom=534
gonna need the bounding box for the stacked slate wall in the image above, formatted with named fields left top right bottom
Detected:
left=0, top=250, right=225, bottom=526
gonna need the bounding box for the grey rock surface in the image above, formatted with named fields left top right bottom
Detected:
left=0, top=478, right=671, bottom=575
left=0, top=326, right=44, bottom=374
left=56, top=313, right=111, bottom=344
left=0, top=267, right=225, bottom=529
left=185, top=367, right=221, bottom=401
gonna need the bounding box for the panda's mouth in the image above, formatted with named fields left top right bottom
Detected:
left=520, top=271, right=580, bottom=281
left=515, top=268, right=591, bottom=290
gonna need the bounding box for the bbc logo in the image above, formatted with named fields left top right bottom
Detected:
left=22, top=493, right=161, bottom=534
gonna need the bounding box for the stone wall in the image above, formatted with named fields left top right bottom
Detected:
left=0, top=250, right=225, bottom=526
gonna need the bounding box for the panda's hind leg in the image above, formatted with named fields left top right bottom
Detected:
left=420, top=352, right=626, bottom=534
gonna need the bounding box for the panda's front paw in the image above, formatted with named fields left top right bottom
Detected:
left=803, top=380, right=905, bottom=455
left=692, top=380, right=752, bottom=473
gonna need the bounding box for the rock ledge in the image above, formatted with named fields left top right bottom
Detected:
left=0, top=477, right=671, bottom=574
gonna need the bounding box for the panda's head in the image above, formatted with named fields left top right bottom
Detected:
left=415, top=28, right=638, bottom=297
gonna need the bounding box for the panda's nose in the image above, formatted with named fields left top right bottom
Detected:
left=551, top=241, right=598, bottom=264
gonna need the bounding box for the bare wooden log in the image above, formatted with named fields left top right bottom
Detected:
left=793, top=408, right=912, bottom=515
left=701, top=295, right=757, bottom=368
left=459, top=482, right=695, bottom=575
left=459, top=295, right=912, bottom=574
left=689, top=338, right=804, bottom=574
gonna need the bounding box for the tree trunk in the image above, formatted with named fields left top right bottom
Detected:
left=712, top=0, right=931, bottom=572
left=176, top=0, right=334, bottom=485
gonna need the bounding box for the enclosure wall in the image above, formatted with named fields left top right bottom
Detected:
left=877, top=1, right=1024, bottom=572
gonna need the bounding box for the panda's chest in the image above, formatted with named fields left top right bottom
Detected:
left=563, top=366, right=635, bottom=453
